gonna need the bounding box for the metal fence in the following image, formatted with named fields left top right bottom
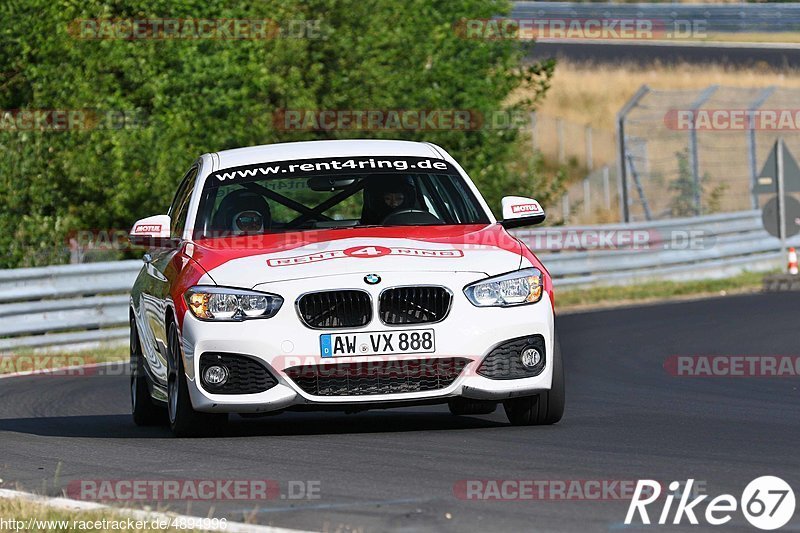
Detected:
left=530, top=113, right=619, bottom=224
left=1, top=211, right=793, bottom=353
left=531, top=113, right=615, bottom=171
left=557, top=164, right=621, bottom=225
left=617, top=85, right=800, bottom=223
left=531, top=86, right=800, bottom=225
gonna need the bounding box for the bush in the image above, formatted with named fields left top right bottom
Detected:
left=0, top=0, right=554, bottom=267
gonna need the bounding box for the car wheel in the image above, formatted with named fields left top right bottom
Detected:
left=503, top=332, right=565, bottom=426
left=166, top=320, right=227, bottom=438
left=130, top=317, right=165, bottom=426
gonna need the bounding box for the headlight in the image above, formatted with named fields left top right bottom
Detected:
left=464, top=268, right=543, bottom=307
left=184, top=286, right=283, bottom=321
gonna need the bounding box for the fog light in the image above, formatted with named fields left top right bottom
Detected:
left=203, top=365, right=229, bottom=386
left=520, top=347, right=541, bottom=368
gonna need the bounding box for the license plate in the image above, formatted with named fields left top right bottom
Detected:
left=320, top=329, right=435, bottom=358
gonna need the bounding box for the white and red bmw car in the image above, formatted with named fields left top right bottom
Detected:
left=128, top=140, right=563, bottom=437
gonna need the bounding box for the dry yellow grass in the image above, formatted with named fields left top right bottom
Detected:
left=525, top=60, right=800, bottom=132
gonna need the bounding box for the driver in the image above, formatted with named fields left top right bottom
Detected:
left=211, top=189, right=271, bottom=236
left=361, top=175, right=417, bottom=225
left=232, top=209, right=265, bottom=234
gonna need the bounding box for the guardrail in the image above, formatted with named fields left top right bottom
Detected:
left=0, top=211, right=793, bottom=352
left=516, top=210, right=797, bottom=287
left=512, top=2, right=800, bottom=33
left=0, top=261, right=140, bottom=353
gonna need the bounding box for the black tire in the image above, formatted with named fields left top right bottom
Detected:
left=503, top=333, right=565, bottom=426
left=448, top=397, right=497, bottom=416
left=167, top=321, right=227, bottom=438
left=130, top=317, right=165, bottom=426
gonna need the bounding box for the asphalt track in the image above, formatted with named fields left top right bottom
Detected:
left=1, top=292, right=798, bottom=532
left=528, top=41, right=800, bottom=68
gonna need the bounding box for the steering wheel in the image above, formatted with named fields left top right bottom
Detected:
left=381, top=209, right=442, bottom=225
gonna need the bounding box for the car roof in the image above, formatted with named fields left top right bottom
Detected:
left=211, top=139, right=445, bottom=170
left=185, top=139, right=497, bottom=237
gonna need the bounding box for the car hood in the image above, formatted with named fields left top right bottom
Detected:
left=189, top=224, right=525, bottom=288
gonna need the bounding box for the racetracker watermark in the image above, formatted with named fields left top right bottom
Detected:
left=272, top=109, right=529, bottom=131
left=69, top=18, right=324, bottom=40
left=665, top=109, right=800, bottom=131
left=454, top=479, right=707, bottom=501
left=75, top=226, right=715, bottom=255
left=0, top=109, right=146, bottom=131
left=279, top=355, right=467, bottom=374
left=0, top=355, right=102, bottom=376
left=454, top=18, right=707, bottom=41
left=65, top=479, right=321, bottom=501
left=455, top=480, right=655, bottom=501
left=518, top=228, right=713, bottom=252
left=664, top=355, right=800, bottom=377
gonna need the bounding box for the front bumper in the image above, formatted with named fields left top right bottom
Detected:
left=179, top=272, right=555, bottom=413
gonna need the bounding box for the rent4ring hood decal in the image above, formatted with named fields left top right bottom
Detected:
left=209, top=156, right=455, bottom=185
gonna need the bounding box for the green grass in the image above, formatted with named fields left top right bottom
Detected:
left=0, top=344, right=128, bottom=375
left=556, top=271, right=767, bottom=310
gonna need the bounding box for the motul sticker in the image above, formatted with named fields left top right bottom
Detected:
left=267, top=245, right=464, bottom=266
left=511, top=203, right=543, bottom=215
left=134, top=224, right=162, bottom=233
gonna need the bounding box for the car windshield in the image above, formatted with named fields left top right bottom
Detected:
left=193, top=155, right=490, bottom=238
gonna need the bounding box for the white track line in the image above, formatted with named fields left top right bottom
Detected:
left=0, top=488, right=315, bottom=533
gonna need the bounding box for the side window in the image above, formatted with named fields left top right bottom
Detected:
left=169, top=167, right=198, bottom=239
left=419, top=174, right=463, bottom=223
left=447, top=176, right=482, bottom=222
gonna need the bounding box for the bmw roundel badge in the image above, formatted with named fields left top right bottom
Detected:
left=364, top=274, right=381, bottom=285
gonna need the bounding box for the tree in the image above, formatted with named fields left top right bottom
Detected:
left=0, top=0, right=554, bottom=267
left=669, top=148, right=727, bottom=218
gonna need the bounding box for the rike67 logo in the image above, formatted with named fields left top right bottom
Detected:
left=626, top=477, right=795, bottom=530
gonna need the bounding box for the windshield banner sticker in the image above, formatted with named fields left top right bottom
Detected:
left=209, top=156, right=455, bottom=185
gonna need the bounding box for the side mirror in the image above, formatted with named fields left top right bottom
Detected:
left=499, top=196, right=546, bottom=229
left=129, top=214, right=175, bottom=248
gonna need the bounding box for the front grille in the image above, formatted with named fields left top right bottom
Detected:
left=478, top=335, right=546, bottom=379
left=379, top=286, right=452, bottom=325
left=199, top=353, right=277, bottom=394
left=297, top=290, right=371, bottom=329
left=284, top=357, right=469, bottom=396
